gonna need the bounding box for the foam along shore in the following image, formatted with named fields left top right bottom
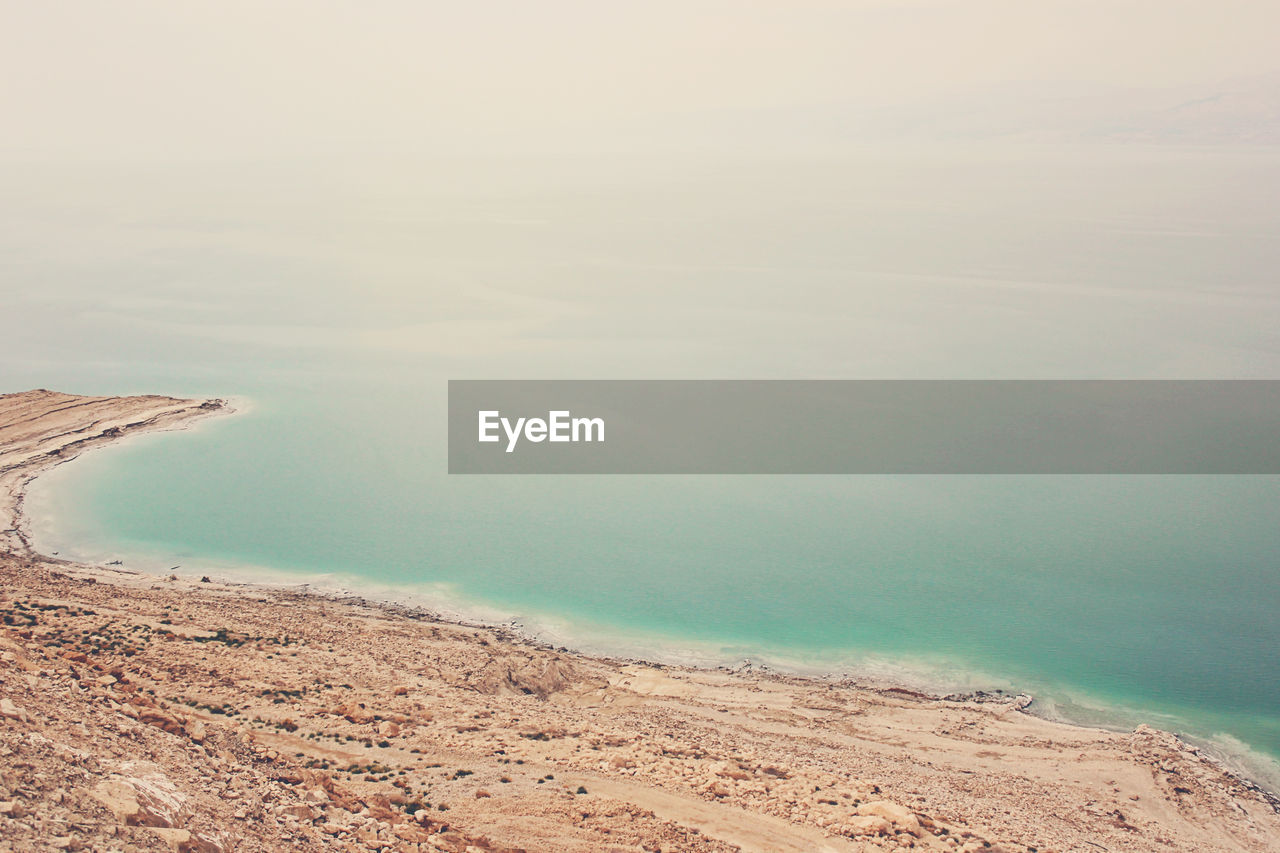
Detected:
left=0, top=390, right=1277, bottom=853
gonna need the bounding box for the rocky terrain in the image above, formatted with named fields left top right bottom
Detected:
left=1, top=390, right=1277, bottom=852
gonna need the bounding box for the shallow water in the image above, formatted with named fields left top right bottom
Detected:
left=5, top=146, right=1280, bottom=786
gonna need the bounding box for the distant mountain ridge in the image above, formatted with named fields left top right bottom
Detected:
left=1099, top=74, right=1280, bottom=143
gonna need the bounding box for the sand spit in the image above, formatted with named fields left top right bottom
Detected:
left=0, top=390, right=1276, bottom=852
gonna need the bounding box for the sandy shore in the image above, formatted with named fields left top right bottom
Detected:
left=1, top=389, right=1277, bottom=853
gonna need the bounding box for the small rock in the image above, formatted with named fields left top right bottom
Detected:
left=0, top=698, right=29, bottom=722
left=277, top=803, right=317, bottom=821
left=148, top=827, right=191, bottom=852
left=394, top=824, right=431, bottom=842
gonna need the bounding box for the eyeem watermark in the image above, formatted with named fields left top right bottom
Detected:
left=449, top=380, right=1280, bottom=474
left=478, top=410, right=605, bottom=453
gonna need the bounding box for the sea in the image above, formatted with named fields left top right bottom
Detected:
left=3, top=144, right=1279, bottom=790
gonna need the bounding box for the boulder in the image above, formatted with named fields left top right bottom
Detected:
left=89, top=766, right=189, bottom=828
left=844, top=815, right=892, bottom=836
left=475, top=655, right=583, bottom=699
left=138, top=709, right=186, bottom=736
left=184, top=718, right=207, bottom=742
left=856, top=800, right=922, bottom=836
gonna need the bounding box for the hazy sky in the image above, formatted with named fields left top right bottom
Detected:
left=3, top=1, right=1279, bottom=158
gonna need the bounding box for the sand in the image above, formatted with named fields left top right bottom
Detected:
left=1, top=389, right=1276, bottom=852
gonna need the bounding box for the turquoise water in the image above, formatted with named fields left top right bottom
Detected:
left=4, top=147, right=1280, bottom=787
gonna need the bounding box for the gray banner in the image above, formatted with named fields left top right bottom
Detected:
left=448, top=380, right=1280, bottom=474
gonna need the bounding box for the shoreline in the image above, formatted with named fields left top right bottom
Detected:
left=45, top=547, right=1280, bottom=806
left=3, top=389, right=1279, bottom=852
left=20, top=391, right=1280, bottom=794
left=8, top=387, right=1279, bottom=777
left=1, top=389, right=237, bottom=559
